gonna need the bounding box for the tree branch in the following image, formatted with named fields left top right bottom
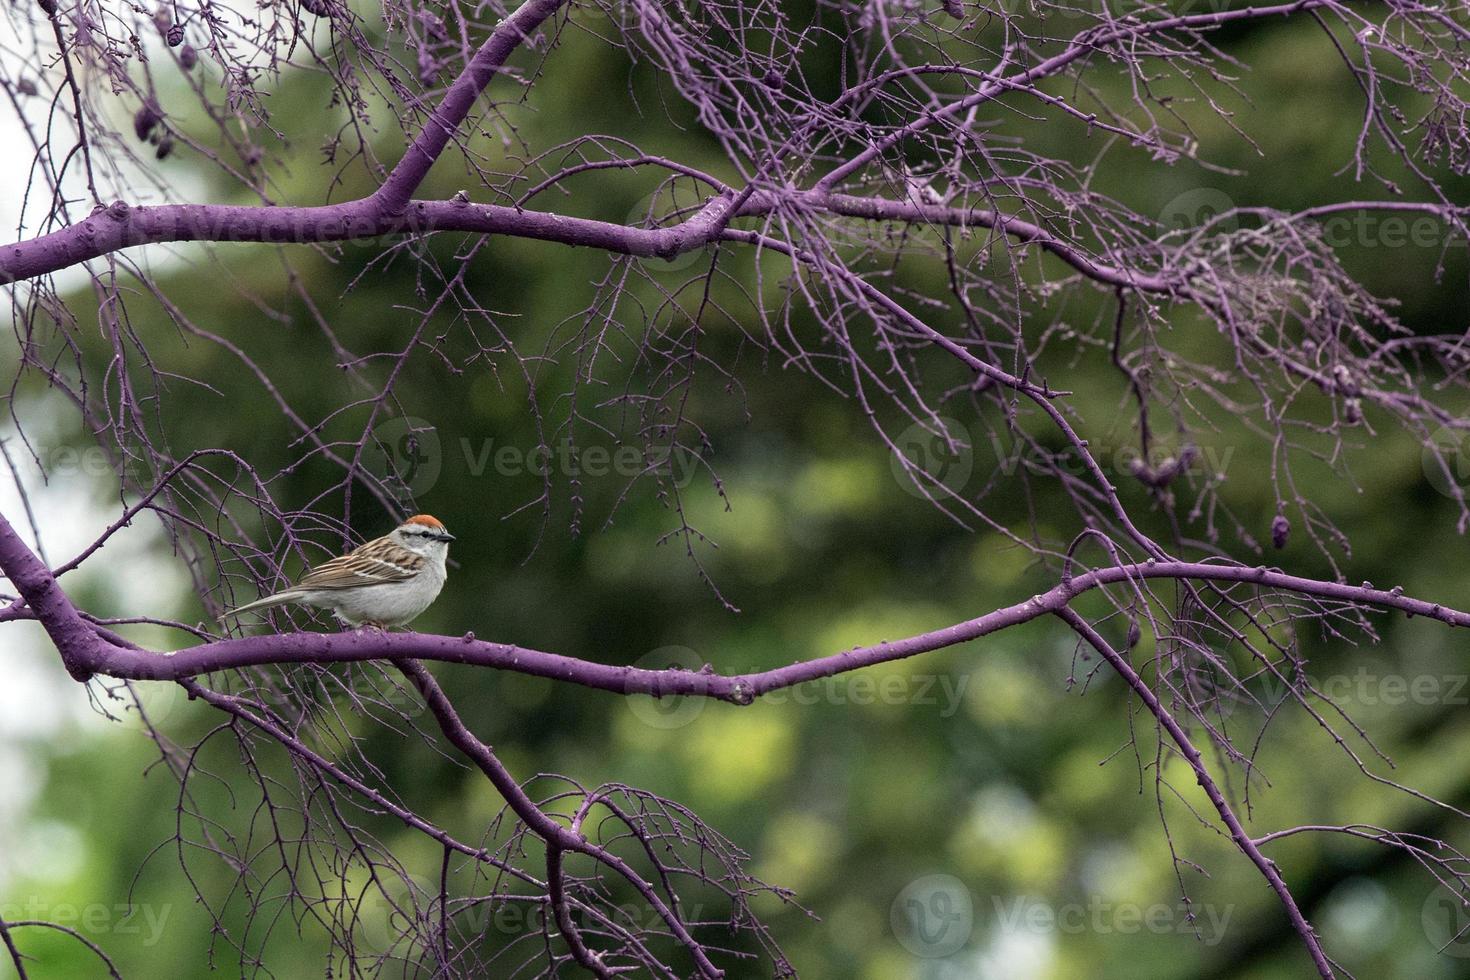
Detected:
left=1055, top=606, right=1334, bottom=978
left=3, top=508, right=1464, bottom=700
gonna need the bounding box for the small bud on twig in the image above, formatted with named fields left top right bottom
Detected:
left=133, top=104, right=161, bottom=142
left=1271, top=514, right=1290, bottom=549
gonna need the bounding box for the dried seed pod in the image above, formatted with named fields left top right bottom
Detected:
left=179, top=44, right=198, bottom=69
left=155, top=136, right=174, bottom=160
left=166, top=24, right=184, bottom=46
left=152, top=8, right=171, bottom=33
left=300, top=0, right=334, bottom=16
left=133, top=104, right=161, bottom=142
left=943, top=0, right=964, bottom=16
left=16, top=79, right=37, bottom=97
left=1271, top=514, right=1290, bottom=549
left=37, top=0, right=57, bottom=14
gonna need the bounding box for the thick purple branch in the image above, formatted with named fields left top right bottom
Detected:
left=803, top=193, right=1178, bottom=292
left=0, top=199, right=672, bottom=283
left=3, top=510, right=1463, bottom=701
left=371, top=0, right=568, bottom=212
left=0, top=189, right=1174, bottom=288
left=0, top=511, right=104, bottom=680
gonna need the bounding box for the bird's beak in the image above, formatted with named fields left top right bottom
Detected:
left=437, top=531, right=455, bottom=542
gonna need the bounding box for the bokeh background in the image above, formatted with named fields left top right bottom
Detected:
left=4, top=3, right=1470, bottom=978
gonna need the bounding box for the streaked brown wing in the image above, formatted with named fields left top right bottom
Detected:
left=293, top=536, right=425, bottom=591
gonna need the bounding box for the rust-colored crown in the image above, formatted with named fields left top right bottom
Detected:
left=402, top=514, right=446, bottom=530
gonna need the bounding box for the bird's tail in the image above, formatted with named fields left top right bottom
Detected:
left=219, top=591, right=300, bottom=623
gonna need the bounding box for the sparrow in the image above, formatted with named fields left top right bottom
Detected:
left=221, top=514, right=454, bottom=629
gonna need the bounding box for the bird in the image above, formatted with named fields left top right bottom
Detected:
left=221, top=514, right=454, bottom=629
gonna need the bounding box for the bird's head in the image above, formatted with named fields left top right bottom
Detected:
left=392, top=514, right=455, bottom=558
